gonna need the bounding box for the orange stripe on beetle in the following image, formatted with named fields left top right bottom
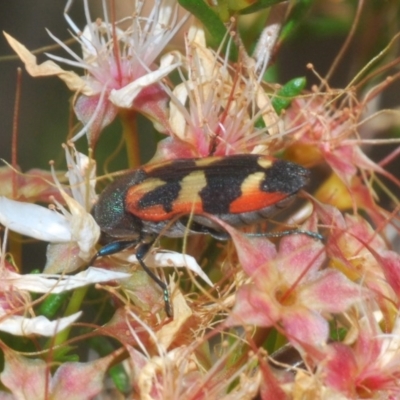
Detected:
left=126, top=170, right=207, bottom=221
left=229, top=191, right=288, bottom=213
left=229, top=171, right=288, bottom=213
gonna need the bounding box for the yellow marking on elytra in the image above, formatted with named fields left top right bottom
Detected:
left=132, top=178, right=166, bottom=195
left=194, top=157, right=220, bottom=168
left=257, top=157, right=273, bottom=170
left=177, top=170, right=208, bottom=206
left=240, top=172, right=266, bottom=195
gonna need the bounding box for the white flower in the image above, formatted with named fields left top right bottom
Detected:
left=0, top=145, right=100, bottom=269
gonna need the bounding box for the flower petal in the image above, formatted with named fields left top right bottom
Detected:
left=60, top=193, right=100, bottom=258
left=64, top=147, right=97, bottom=207
left=282, top=308, right=329, bottom=346
left=322, top=343, right=358, bottom=394
left=0, top=312, right=81, bottom=336
left=4, top=32, right=93, bottom=96
left=0, top=197, right=72, bottom=242
left=50, top=171, right=100, bottom=260
left=44, top=242, right=83, bottom=274
left=298, top=269, right=365, bottom=313
left=156, top=283, right=193, bottom=349
left=206, top=216, right=277, bottom=276
left=73, top=93, right=118, bottom=146
left=128, top=250, right=213, bottom=287
left=51, top=354, right=115, bottom=400
left=278, top=239, right=326, bottom=283
left=109, top=62, right=180, bottom=108
left=0, top=346, right=116, bottom=399
left=226, top=285, right=278, bottom=327
left=0, top=349, right=48, bottom=398
left=5, top=267, right=130, bottom=293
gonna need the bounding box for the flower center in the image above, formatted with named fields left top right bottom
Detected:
left=274, top=285, right=297, bottom=306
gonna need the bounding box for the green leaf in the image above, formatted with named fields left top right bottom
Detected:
left=90, top=336, right=130, bottom=393
left=59, top=353, right=80, bottom=362
left=280, top=0, right=314, bottom=41
left=37, top=292, right=69, bottom=319
left=304, top=17, right=351, bottom=37
left=178, top=0, right=227, bottom=45
left=329, top=319, right=348, bottom=342
left=212, top=0, right=230, bottom=21
left=178, top=0, right=238, bottom=58
left=272, top=77, right=306, bottom=115
left=254, top=116, right=266, bottom=129
left=52, top=345, right=80, bottom=363
left=109, top=364, right=130, bottom=393
left=390, top=126, right=400, bottom=139
left=263, top=328, right=278, bottom=353
left=30, top=269, right=40, bottom=274
left=239, top=0, right=287, bottom=15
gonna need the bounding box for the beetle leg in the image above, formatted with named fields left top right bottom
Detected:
left=136, top=242, right=173, bottom=318
left=180, top=217, right=230, bottom=241
left=89, top=240, right=137, bottom=266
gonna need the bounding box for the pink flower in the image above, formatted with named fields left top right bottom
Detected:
left=154, top=27, right=283, bottom=160
left=5, top=0, right=187, bottom=146
left=285, top=91, right=400, bottom=229
left=0, top=345, right=119, bottom=399
left=321, top=311, right=400, bottom=398
left=225, top=215, right=365, bottom=347
left=0, top=165, right=67, bottom=204
left=124, top=308, right=271, bottom=399
left=315, top=200, right=400, bottom=313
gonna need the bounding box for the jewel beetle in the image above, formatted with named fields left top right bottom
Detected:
left=91, top=154, right=321, bottom=317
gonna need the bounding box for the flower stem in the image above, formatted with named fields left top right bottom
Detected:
left=46, top=286, right=89, bottom=352
left=120, top=110, right=141, bottom=168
